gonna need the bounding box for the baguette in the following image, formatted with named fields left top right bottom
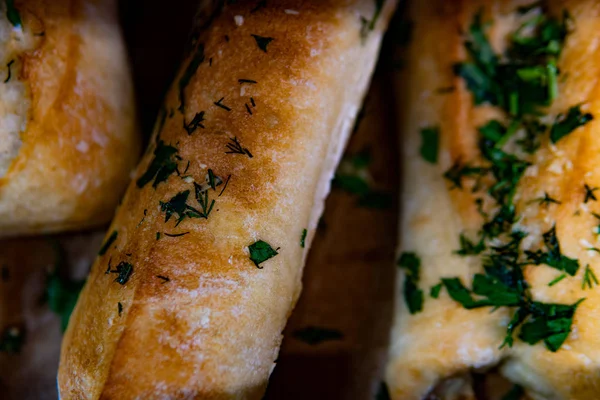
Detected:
left=387, top=1, right=600, bottom=399
left=0, top=0, right=139, bottom=236
left=58, top=1, right=396, bottom=398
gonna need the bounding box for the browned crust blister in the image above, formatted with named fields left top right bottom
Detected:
left=59, top=1, right=396, bottom=399
left=0, top=0, right=139, bottom=237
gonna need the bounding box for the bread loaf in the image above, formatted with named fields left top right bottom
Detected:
left=59, top=0, right=396, bottom=398
left=387, top=1, right=600, bottom=399
left=0, top=0, right=139, bottom=236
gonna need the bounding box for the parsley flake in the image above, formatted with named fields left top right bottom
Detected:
left=584, top=184, right=599, bottom=203
left=251, top=34, right=274, bottom=52
left=582, top=265, right=599, bottom=290
left=300, top=229, right=307, bottom=248
left=137, top=141, right=179, bottom=188
left=525, top=225, right=580, bottom=276
left=420, top=127, right=439, bottom=164
left=106, top=261, right=134, bottom=285
left=248, top=240, right=278, bottom=268
left=397, top=252, right=424, bottom=314
left=550, top=105, right=593, bottom=143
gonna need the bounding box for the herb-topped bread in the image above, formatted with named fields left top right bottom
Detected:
left=0, top=0, right=138, bottom=237
left=58, top=1, right=396, bottom=398
left=388, top=1, right=600, bottom=399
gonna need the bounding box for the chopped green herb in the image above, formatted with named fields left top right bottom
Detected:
left=443, top=162, right=484, bottom=189
left=582, top=265, right=599, bottom=290
left=98, top=230, right=118, bottom=256
left=525, top=225, right=580, bottom=276
left=226, top=137, right=253, bottom=158
left=0, top=325, right=24, bottom=354
left=518, top=299, right=583, bottom=352
left=584, top=184, right=599, bottom=203
left=183, top=111, right=205, bottom=134
left=238, top=79, right=257, bottom=84
left=430, top=283, right=443, bottom=299
left=4, top=59, right=14, bottom=83
left=251, top=34, right=274, bottom=52
left=106, top=261, right=134, bottom=285
left=292, top=326, right=343, bottom=345
left=456, top=233, right=486, bottom=255
left=548, top=273, right=566, bottom=287
left=214, top=97, right=232, bottom=111
left=300, top=229, right=307, bottom=248
left=118, top=302, right=123, bottom=316
left=160, top=190, right=204, bottom=226
left=248, top=240, right=279, bottom=268
left=136, top=141, right=179, bottom=188
left=5, top=0, right=21, bottom=28
left=156, top=275, right=170, bottom=283
left=397, top=252, right=424, bottom=314
left=194, top=182, right=216, bottom=219
left=207, top=169, right=217, bottom=190
left=178, top=45, right=205, bottom=112
left=530, top=192, right=561, bottom=207
left=550, top=105, right=593, bottom=143
left=156, top=232, right=161, bottom=240
left=420, top=127, right=439, bottom=164
left=163, top=232, right=189, bottom=238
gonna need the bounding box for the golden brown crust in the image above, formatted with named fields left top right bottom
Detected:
left=59, top=1, right=396, bottom=399
left=388, top=0, right=600, bottom=399
left=0, top=0, right=139, bottom=237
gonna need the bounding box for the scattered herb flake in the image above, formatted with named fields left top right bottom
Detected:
left=238, top=79, right=257, bottom=84
left=184, top=111, right=205, bottom=134
left=420, top=127, right=439, bottom=164
left=136, top=141, right=179, bottom=188
left=550, top=105, right=593, bottom=143
left=582, top=265, right=599, bottom=290
left=226, top=137, right=253, bottom=158
left=584, top=184, right=599, bottom=203
left=118, top=302, right=123, bottom=316
left=156, top=275, right=170, bottom=283
left=214, top=97, right=232, bottom=111
left=106, top=261, right=134, bottom=285
left=251, top=34, right=274, bottom=52
left=248, top=240, right=278, bottom=268
left=548, top=273, right=567, bottom=287
left=397, top=252, right=424, bottom=314
left=430, top=283, right=442, bottom=299
left=525, top=225, right=580, bottom=276
left=300, top=229, right=307, bottom=248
